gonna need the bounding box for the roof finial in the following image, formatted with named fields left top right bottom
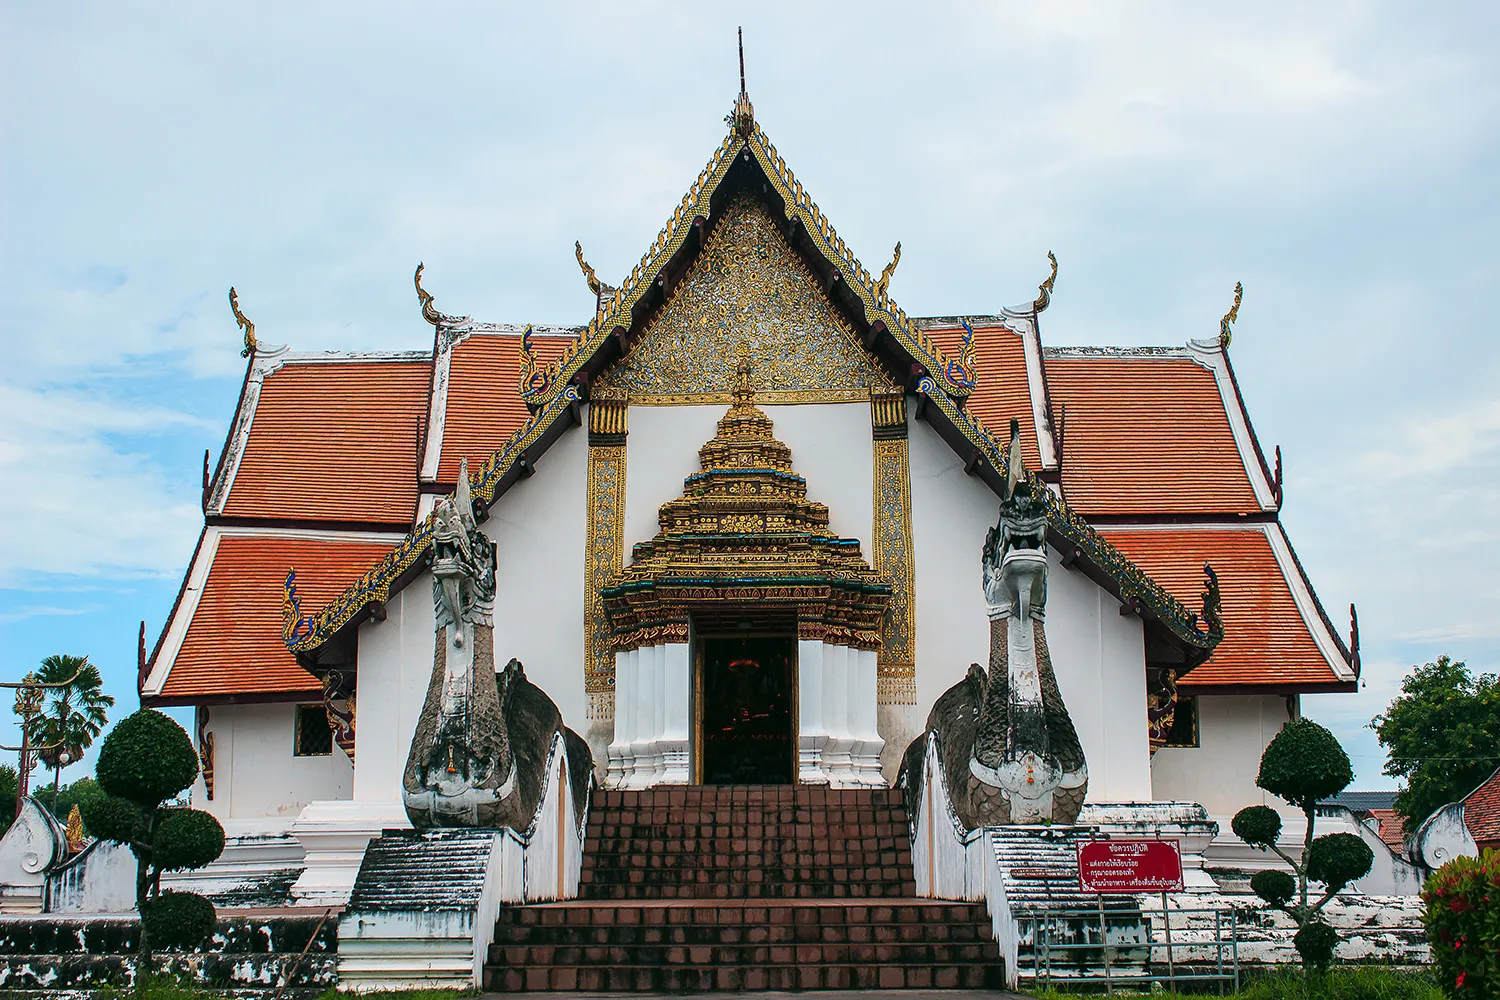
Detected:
left=229, top=287, right=257, bottom=358
left=1033, top=251, right=1059, bottom=313
left=575, top=241, right=603, bottom=297
left=875, top=242, right=902, bottom=305
left=729, top=27, right=755, bottom=136
left=1219, top=281, right=1243, bottom=349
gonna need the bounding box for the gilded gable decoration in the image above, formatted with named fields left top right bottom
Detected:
left=1033, top=251, right=1059, bottom=314
left=600, top=355, right=891, bottom=654
left=596, top=194, right=895, bottom=405
left=229, top=287, right=257, bottom=358
left=1220, top=281, right=1243, bottom=349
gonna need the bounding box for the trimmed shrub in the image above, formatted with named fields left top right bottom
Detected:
left=1421, top=848, right=1499, bottom=999
left=139, top=891, right=216, bottom=950
left=96, top=709, right=198, bottom=808
left=81, top=795, right=147, bottom=851
left=1232, top=804, right=1283, bottom=847
left=1250, top=869, right=1296, bottom=907
left=1257, top=717, right=1354, bottom=808
left=1292, top=921, right=1338, bottom=970
left=153, top=809, right=225, bottom=872
left=1306, top=832, right=1375, bottom=892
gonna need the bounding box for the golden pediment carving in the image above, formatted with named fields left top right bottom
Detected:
left=596, top=193, right=895, bottom=404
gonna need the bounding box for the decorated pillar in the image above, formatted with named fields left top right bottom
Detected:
left=583, top=389, right=628, bottom=727
left=871, top=388, right=916, bottom=705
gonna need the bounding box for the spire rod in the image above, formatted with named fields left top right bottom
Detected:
left=738, top=26, right=746, bottom=98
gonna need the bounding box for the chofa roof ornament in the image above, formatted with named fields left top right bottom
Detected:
left=1219, top=281, right=1243, bottom=349
left=1032, top=251, right=1059, bottom=313
left=229, top=287, right=258, bottom=358
left=413, top=262, right=472, bottom=330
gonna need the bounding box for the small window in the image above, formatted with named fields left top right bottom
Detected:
left=294, top=704, right=333, bottom=757
left=1165, top=695, right=1199, bottom=748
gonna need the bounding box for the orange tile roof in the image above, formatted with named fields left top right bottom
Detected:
left=159, top=533, right=396, bottom=700
left=1100, top=526, right=1347, bottom=689
left=1366, top=809, right=1408, bottom=852
left=436, top=333, right=575, bottom=482
left=1462, top=765, right=1500, bottom=845
left=1047, top=355, right=1262, bottom=516
left=222, top=359, right=431, bottom=524
left=927, top=324, right=1042, bottom=470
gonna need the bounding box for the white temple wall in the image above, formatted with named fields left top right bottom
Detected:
left=354, top=578, right=436, bottom=805
left=907, top=416, right=1151, bottom=802
left=1151, top=694, right=1297, bottom=820
left=192, top=703, right=353, bottom=821
left=482, top=423, right=589, bottom=731
left=624, top=402, right=874, bottom=557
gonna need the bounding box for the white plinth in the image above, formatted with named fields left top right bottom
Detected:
left=290, top=799, right=409, bottom=906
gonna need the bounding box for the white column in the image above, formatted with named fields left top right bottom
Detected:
left=606, top=649, right=636, bottom=787
left=797, top=639, right=829, bottom=783
left=660, top=643, right=691, bottom=784
left=849, top=648, right=885, bottom=786
left=822, top=643, right=853, bottom=782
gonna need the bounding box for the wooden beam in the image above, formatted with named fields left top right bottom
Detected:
left=365, top=601, right=388, bottom=623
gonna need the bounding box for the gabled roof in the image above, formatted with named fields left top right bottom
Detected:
left=1099, top=523, right=1357, bottom=691
left=424, top=328, right=578, bottom=484
left=1462, top=765, right=1500, bottom=845
left=283, top=101, right=1222, bottom=667
left=141, top=528, right=402, bottom=704
left=210, top=350, right=432, bottom=526
left=925, top=320, right=1044, bottom=471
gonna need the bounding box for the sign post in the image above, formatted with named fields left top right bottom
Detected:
left=1077, top=839, right=1184, bottom=993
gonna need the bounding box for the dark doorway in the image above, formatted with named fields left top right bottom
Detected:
left=699, top=636, right=795, bottom=785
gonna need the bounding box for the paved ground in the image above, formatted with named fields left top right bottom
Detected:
left=481, top=992, right=1034, bottom=999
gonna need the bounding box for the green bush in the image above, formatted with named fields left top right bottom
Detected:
left=1421, top=848, right=1499, bottom=998
left=1293, top=921, right=1338, bottom=970
left=153, top=809, right=225, bottom=872
left=82, top=795, right=147, bottom=850
left=139, top=891, right=216, bottom=950
left=1258, top=717, right=1355, bottom=808
left=1232, top=804, right=1283, bottom=847
left=96, top=709, right=198, bottom=808
left=1306, top=832, right=1375, bottom=892
left=1251, top=868, right=1296, bottom=907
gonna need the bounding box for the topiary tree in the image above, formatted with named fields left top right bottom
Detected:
left=1230, top=718, right=1373, bottom=970
left=81, top=709, right=224, bottom=961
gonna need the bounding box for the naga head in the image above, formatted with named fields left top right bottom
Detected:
left=432, top=458, right=496, bottom=636
left=983, top=418, right=1049, bottom=619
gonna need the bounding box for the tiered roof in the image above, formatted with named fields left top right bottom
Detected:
left=140, top=92, right=1357, bottom=706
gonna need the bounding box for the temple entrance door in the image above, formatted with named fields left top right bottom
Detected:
left=697, top=636, right=796, bottom=785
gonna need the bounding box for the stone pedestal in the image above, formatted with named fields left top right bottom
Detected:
left=290, top=799, right=409, bottom=906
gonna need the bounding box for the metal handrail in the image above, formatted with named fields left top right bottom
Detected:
left=1020, top=903, right=1240, bottom=996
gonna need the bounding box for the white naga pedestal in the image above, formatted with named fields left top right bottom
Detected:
left=289, top=799, right=410, bottom=906
left=605, top=640, right=883, bottom=789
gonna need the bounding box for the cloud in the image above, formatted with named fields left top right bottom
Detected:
left=0, top=605, right=91, bottom=626
left=0, top=383, right=208, bottom=586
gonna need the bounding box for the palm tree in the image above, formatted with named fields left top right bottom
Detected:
left=30, top=655, right=114, bottom=815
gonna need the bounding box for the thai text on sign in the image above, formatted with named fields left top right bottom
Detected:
left=1076, top=839, right=1184, bottom=894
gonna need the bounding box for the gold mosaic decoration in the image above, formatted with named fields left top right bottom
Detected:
left=595, top=193, right=893, bottom=405
left=584, top=394, right=628, bottom=716
left=600, top=354, right=890, bottom=650
left=871, top=389, right=916, bottom=705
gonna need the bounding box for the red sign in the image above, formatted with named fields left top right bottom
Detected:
left=1077, top=839, right=1183, bottom=893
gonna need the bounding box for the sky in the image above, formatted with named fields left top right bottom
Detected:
left=2, top=2, right=1498, bottom=792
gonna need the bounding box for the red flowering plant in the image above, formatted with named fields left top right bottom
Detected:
left=1420, top=849, right=1499, bottom=999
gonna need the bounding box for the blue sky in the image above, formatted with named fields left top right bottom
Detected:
left=3, top=3, right=1497, bottom=791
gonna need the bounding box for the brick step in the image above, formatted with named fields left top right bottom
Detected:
left=582, top=865, right=911, bottom=881
left=491, top=941, right=998, bottom=967
left=492, top=926, right=993, bottom=950
left=486, top=961, right=1004, bottom=993
left=580, top=884, right=916, bottom=900
left=493, top=900, right=986, bottom=927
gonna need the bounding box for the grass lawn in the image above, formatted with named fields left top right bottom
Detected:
left=1027, top=965, right=1443, bottom=998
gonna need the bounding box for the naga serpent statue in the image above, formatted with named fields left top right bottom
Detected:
left=403, top=458, right=591, bottom=830
left=901, top=419, right=1088, bottom=827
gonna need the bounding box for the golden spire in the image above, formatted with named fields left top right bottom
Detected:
left=1033, top=251, right=1059, bottom=313
left=229, top=287, right=257, bottom=358
left=729, top=27, right=755, bottom=136
left=1219, top=281, right=1243, bottom=349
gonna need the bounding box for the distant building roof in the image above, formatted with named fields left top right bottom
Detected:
left=1462, top=765, right=1500, bottom=847
left=1332, top=790, right=1400, bottom=812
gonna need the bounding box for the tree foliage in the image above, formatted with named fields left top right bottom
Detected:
left=1371, top=655, right=1500, bottom=832
left=29, top=655, right=114, bottom=807
left=89, top=709, right=223, bottom=959
left=1421, top=849, right=1500, bottom=999
left=1231, top=717, right=1372, bottom=970
left=0, top=764, right=16, bottom=834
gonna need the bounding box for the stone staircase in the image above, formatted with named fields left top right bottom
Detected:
left=485, top=785, right=1005, bottom=991
left=987, top=825, right=1149, bottom=980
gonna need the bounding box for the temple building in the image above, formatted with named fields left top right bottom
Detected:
left=135, top=82, right=1370, bottom=933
